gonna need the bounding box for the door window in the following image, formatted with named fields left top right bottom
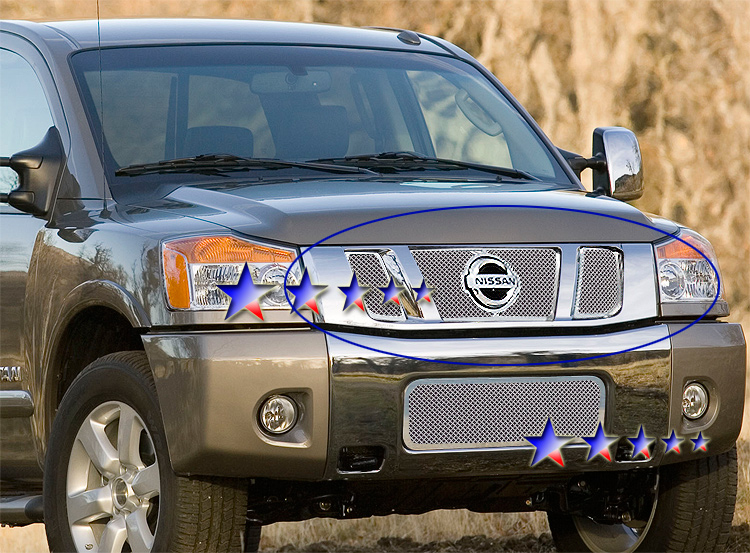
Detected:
left=0, top=49, right=54, bottom=195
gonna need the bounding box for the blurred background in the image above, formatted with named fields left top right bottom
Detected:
left=1, top=1, right=748, bottom=551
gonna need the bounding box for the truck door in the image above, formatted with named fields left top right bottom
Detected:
left=0, top=45, right=56, bottom=479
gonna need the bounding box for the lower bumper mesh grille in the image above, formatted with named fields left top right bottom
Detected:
left=404, top=376, right=605, bottom=450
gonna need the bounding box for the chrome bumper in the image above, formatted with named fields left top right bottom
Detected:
left=142, top=322, right=745, bottom=479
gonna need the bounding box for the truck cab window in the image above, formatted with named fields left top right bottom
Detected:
left=0, top=49, right=53, bottom=196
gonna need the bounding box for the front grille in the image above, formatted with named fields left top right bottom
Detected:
left=574, top=247, right=623, bottom=319
left=404, top=376, right=604, bottom=450
left=411, top=248, right=559, bottom=321
left=346, top=252, right=405, bottom=321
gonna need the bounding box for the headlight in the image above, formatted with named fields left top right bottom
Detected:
left=655, top=229, right=721, bottom=303
left=162, top=235, right=300, bottom=310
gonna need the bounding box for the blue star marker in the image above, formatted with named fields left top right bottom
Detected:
left=286, top=270, right=327, bottom=314
left=583, top=423, right=618, bottom=462
left=663, top=430, right=683, bottom=455
left=339, top=274, right=369, bottom=311
left=379, top=278, right=403, bottom=305
left=217, top=263, right=277, bottom=320
left=413, top=280, right=433, bottom=303
left=525, top=419, right=572, bottom=467
left=628, top=426, right=655, bottom=460
left=690, top=432, right=709, bottom=452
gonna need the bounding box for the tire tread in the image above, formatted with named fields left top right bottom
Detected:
left=661, top=448, right=737, bottom=552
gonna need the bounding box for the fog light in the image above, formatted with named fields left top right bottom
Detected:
left=682, top=383, right=708, bottom=420
left=259, top=395, right=297, bottom=434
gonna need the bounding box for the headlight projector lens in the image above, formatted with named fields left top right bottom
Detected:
left=259, top=395, right=298, bottom=434
left=658, top=260, right=686, bottom=299
left=682, top=382, right=709, bottom=420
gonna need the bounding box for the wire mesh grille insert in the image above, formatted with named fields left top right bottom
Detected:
left=404, top=376, right=605, bottom=450
left=346, top=252, right=405, bottom=321
left=410, top=248, right=559, bottom=320
left=574, top=247, right=623, bottom=319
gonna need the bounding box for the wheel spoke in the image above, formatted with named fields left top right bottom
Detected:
left=67, top=484, right=114, bottom=524
left=117, top=404, right=144, bottom=468
left=77, top=417, right=120, bottom=477
left=131, top=463, right=160, bottom=499
left=97, top=516, right=127, bottom=553
left=125, top=509, right=155, bottom=552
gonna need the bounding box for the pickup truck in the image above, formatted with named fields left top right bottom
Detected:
left=0, top=18, right=745, bottom=553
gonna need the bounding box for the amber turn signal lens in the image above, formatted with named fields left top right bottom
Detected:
left=165, top=235, right=295, bottom=264
left=656, top=232, right=716, bottom=263
left=163, top=248, right=191, bottom=309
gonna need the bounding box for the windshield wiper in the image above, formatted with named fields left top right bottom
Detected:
left=309, top=152, right=540, bottom=180
left=115, top=154, right=378, bottom=177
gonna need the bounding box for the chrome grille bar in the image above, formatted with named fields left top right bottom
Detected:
left=345, top=252, right=405, bottom=321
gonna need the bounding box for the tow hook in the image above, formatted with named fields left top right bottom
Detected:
left=312, top=493, right=355, bottom=518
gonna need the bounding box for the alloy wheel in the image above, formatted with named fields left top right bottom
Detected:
left=66, top=401, right=160, bottom=553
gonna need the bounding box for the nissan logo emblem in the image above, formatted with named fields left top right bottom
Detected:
left=462, top=255, right=520, bottom=310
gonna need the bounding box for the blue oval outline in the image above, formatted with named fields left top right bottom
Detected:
left=283, top=205, right=721, bottom=366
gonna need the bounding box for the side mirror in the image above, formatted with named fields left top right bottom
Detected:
left=0, top=127, right=65, bottom=216
left=591, top=126, right=644, bottom=201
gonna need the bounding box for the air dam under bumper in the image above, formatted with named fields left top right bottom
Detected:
left=141, top=323, right=745, bottom=479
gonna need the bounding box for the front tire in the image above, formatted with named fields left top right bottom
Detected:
left=548, top=446, right=738, bottom=552
left=44, top=351, right=250, bottom=552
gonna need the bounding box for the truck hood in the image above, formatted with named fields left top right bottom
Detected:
left=128, top=179, right=679, bottom=245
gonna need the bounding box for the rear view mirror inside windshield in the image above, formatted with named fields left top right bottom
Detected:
left=251, top=70, right=332, bottom=94
left=455, top=90, right=503, bottom=137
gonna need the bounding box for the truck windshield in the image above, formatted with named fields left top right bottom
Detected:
left=71, top=45, right=573, bottom=186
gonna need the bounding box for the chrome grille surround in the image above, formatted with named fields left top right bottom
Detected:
left=573, top=247, right=624, bottom=319
left=345, top=252, right=405, bottom=321
left=411, top=247, right=560, bottom=321
left=403, top=376, right=605, bottom=451
left=307, top=243, right=658, bottom=330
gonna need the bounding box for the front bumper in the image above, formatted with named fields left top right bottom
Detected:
left=142, top=322, right=745, bottom=479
